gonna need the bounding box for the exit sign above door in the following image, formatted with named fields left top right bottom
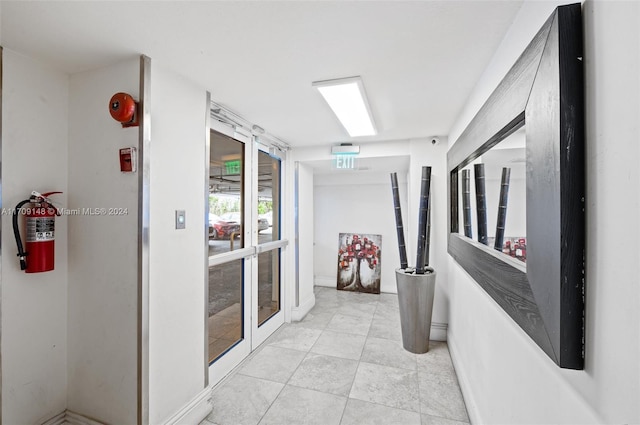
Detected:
left=334, top=154, right=357, bottom=169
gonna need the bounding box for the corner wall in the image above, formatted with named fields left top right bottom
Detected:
left=1, top=48, right=69, bottom=425
left=291, top=162, right=315, bottom=320
left=297, top=138, right=450, bottom=336
left=2, top=51, right=212, bottom=424
left=447, top=1, right=640, bottom=423
left=313, top=172, right=407, bottom=294
left=67, top=57, right=139, bottom=424
left=148, top=61, right=207, bottom=425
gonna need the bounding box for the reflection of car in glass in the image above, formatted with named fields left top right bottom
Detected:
left=258, top=217, right=269, bottom=232
left=209, top=214, right=240, bottom=239
left=220, top=212, right=240, bottom=222
left=259, top=213, right=273, bottom=227
left=221, top=212, right=269, bottom=233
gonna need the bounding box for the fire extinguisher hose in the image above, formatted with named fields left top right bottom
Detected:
left=13, top=199, right=31, bottom=271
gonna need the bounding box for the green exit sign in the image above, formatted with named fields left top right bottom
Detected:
left=334, top=154, right=356, bottom=169
left=225, top=160, right=241, bottom=174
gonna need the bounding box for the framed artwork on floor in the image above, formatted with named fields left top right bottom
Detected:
left=336, top=233, right=381, bottom=294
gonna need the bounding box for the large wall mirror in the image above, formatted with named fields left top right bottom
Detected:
left=447, top=3, right=584, bottom=369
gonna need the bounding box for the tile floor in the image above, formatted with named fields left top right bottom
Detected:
left=201, top=287, right=470, bottom=425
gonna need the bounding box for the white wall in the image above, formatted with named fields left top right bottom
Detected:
left=67, top=57, right=139, bottom=424
left=1, top=48, right=69, bottom=425
left=148, top=61, right=207, bottom=424
left=294, top=141, right=409, bottom=296
left=313, top=171, right=407, bottom=294
left=291, top=162, right=315, bottom=320
left=447, top=1, right=640, bottom=424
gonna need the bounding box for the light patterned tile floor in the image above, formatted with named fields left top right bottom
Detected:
left=202, top=287, right=470, bottom=425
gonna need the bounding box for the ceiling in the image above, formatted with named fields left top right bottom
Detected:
left=1, top=1, right=523, bottom=148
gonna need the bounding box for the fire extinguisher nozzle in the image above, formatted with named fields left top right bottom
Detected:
left=17, top=254, right=28, bottom=270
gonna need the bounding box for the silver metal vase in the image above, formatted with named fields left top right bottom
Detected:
left=395, top=267, right=436, bottom=354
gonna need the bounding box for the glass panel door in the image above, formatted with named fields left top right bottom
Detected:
left=257, top=249, right=280, bottom=326
left=257, top=150, right=281, bottom=325
left=207, top=121, right=287, bottom=382
left=208, top=125, right=252, bottom=384
left=208, top=259, right=244, bottom=360
left=251, top=148, right=285, bottom=348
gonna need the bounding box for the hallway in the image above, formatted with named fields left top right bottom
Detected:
left=202, top=287, right=469, bottom=425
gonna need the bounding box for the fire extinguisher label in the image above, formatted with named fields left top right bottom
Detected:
left=26, top=217, right=55, bottom=242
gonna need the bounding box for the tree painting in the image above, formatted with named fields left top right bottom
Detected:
left=336, top=233, right=382, bottom=294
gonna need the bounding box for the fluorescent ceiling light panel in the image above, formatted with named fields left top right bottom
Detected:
left=313, top=76, right=377, bottom=137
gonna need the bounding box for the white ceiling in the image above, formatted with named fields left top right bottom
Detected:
left=1, top=1, right=523, bottom=148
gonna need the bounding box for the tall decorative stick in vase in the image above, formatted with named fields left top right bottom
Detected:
left=416, top=166, right=432, bottom=274
left=474, top=163, right=488, bottom=245
left=494, top=167, right=511, bottom=251
left=462, top=169, right=473, bottom=238
left=391, top=165, right=436, bottom=354
left=425, top=192, right=431, bottom=268
left=390, top=173, right=408, bottom=269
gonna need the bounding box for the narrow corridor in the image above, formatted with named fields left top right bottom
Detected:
left=202, top=287, right=469, bottom=425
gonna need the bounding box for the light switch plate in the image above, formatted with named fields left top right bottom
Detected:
left=175, top=210, right=186, bottom=229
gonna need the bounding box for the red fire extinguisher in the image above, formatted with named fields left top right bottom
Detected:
left=13, top=191, right=62, bottom=273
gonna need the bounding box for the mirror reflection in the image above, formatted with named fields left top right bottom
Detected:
left=457, top=126, right=527, bottom=263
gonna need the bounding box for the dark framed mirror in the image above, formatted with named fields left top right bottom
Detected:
left=447, top=3, right=584, bottom=369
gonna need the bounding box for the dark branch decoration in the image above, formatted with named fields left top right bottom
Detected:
left=473, top=164, right=488, bottom=245
left=494, top=167, right=511, bottom=251
left=447, top=3, right=584, bottom=369
left=425, top=192, right=431, bottom=268
left=390, top=173, right=408, bottom=270
left=461, top=169, right=472, bottom=239
left=416, top=167, right=432, bottom=274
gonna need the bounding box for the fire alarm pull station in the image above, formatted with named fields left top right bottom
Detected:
left=120, top=147, right=137, bottom=173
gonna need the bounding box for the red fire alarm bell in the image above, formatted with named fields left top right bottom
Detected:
left=109, top=92, right=139, bottom=127
left=119, top=147, right=137, bottom=173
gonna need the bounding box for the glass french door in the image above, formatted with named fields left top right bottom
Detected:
left=207, top=120, right=285, bottom=385
left=251, top=143, right=286, bottom=348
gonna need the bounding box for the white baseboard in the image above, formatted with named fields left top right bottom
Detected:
left=161, top=386, right=213, bottom=425
left=314, top=275, right=335, bottom=288
left=430, top=321, right=448, bottom=341
left=447, top=332, right=480, bottom=425
left=42, top=411, right=66, bottom=425
left=41, top=387, right=213, bottom=425
left=65, top=411, right=105, bottom=425
left=291, top=293, right=316, bottom=321
left=42, top=410, right=101, bottom=425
